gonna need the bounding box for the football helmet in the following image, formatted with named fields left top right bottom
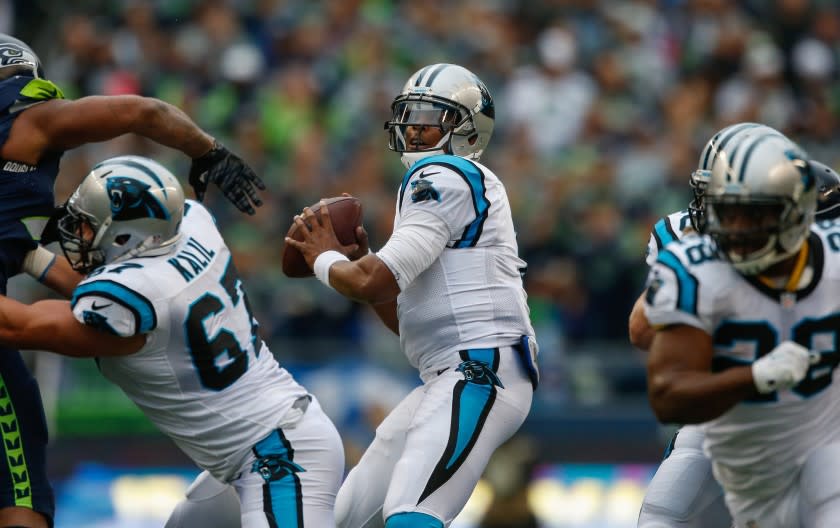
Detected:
left=0, top=34, right=43, bottom=79
left=58, top=156, right=184, bottom=274
left=384, top=63, right=495, bottom=168
left=701, top=133, right=816, bottom=275
left=812, top=160, right=840, bottom=220
left=689, top=123, right=787, bottom=231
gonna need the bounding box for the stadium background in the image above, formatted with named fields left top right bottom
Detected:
left=5, top=0, right=840, bottom=526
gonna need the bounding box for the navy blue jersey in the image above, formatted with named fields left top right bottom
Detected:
left=0, top=75, right=64, bottom=284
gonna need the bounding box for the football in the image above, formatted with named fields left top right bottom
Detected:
left=280, top=195, right=363, bottom=278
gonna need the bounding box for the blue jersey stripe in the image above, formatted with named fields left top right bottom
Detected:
left=653, top=218, right=675, bottom=250
left=657, top=250, right=699, bottom=315
left=71, top=279, right=156, bottom=333
left=398, top=155, right=490, bottom=247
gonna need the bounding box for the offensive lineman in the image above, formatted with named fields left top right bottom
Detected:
left=0, top=156, right=344, bottom=527
left=0, top=33, right=263, bottom=528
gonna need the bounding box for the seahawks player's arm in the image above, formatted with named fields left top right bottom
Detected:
left=2, top=95, right=214, bottom=165
left=40, top=255, right=82, bottom=299
left=646, top=325, right=758, bottom=425
left=21, top=245, right=82, bottom=298
left=0, top=296, right=144, bottom=357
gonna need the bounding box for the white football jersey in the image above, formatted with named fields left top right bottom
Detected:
left=387, top=155, right=535, bottom=372
left=71, top=200, right=308, bottom=482
left=645, top=209, right=693, bottom=266
left=644, top=222, right=840, bottom=504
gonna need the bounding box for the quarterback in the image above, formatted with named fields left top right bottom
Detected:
left=286, top=63, right=538, bottom=528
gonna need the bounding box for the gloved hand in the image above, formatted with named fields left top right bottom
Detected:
left=189, top=141, right=266, bottom=215
left=752, top=340, right=814, bottom=394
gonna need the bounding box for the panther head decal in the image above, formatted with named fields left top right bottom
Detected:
left=411, top=179, right=441, bottom=203
left=107, top=177, right=169, bottom=221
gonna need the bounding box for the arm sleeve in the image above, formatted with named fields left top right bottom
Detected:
left=72, top=295, right=139, bottom=337
left=643, top=258, right=708, bottom=332
left=375, top=209, right=450, bottom=291
left=645, top=232, right=659, bottom=267
left=71, top=279, right=157, bottom=337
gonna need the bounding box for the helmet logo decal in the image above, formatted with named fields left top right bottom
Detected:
left=785, top=149, right=813, bottom=190
left=0, top=44, right=28, bottom=67
left=107, top=177, right=170, bottom=221
left=476, top=78, right=495, bottom=118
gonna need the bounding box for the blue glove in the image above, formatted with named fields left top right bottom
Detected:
left=189, top=141, right=265, bottom=215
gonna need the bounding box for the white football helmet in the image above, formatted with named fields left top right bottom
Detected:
left=689, top=122, right=787, bottom=231
left=701, top=133, right=816, bottom=275
left=58, top=156, right=184, bottom=274
left=0, top=33, right=43, bottom=79
left=385, top=63, right=495, bottom=168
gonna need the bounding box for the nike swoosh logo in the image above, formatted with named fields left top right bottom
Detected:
left=418, top=170, right=439, bottom=179
left=91, top=301, right=112, bottom=310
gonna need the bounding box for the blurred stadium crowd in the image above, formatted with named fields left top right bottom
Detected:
left=8, top=0, right=840, bottom=431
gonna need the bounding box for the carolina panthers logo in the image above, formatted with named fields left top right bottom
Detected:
left=411, top=179, right=440, bottom=203
left=107, top=177, right=169, bottom=221
left=81, top=310, right=119, bottom=336
left=251, top=454, right=305, bottom=482
left=785, top=149, right=814, bottom=190
left=475, top=76, right=495, bottom=119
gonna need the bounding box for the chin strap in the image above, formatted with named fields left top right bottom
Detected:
left=757, top=238, right=809, bottom=291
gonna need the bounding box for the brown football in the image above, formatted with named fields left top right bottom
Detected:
left=281, top=196, right=363, bottom=278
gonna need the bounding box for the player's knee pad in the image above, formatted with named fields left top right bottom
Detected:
left=384, top=511, right=443, bottom=528
left=164, top=471, right=240, bottom=528
left=638, top=448, right=729, bottom=527
left=801, top=442, right=840, bottom=510
left=669, top=425, right=705, bottom=453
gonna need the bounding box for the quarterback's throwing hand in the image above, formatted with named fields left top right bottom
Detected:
left=189, top=141, right=266, bottom=215
left=752, top=340, right=812, bottom=394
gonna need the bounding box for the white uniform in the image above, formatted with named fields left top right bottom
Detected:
left=335, top=155, right=537, bottom=528
left=645, top=210, right=693, bottom=266
left=645, top=223, right=840, bottom=527
left=72, top=201, right=344, bottom=528
left=638, top=210, right=732, bottom=528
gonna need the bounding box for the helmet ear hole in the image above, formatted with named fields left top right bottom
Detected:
left=114, top=234, right=131, bottom=246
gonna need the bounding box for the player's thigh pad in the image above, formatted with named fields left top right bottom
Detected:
left=383, top=347, right=532, bottom=525
left=237, top=396, right=344, bottom=528
left=164, top=471, right=240, bottom=528
left=799, top=441, right=840, bottom=527
left=638, top=442, right=730, bottom=527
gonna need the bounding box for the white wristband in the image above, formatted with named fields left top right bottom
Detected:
left=22, top=245, right=57, bottom=282
left=313, top=250, right=349, bottom=287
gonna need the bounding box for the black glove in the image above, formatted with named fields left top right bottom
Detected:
left=39, top=204, right=67, bottom=245
left=189, top=141, right=266, bottom=215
